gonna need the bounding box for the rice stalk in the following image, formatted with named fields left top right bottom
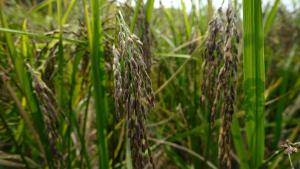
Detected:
left=0, top=5, right=55, bottom=167
left=201, top=8, right=224, bottom=166
left=90, top=0, right=109, bottom=168
left=243, top=0, right=265, bottom=167
left=130, top=0, right=142, bottom=32
left=264, top=0, right=281, bottom=36
left=181, top=0, right=191, bottom=40
left=202, top=5, right=241, bottom=169
left=216, top=7, right=240, bottom=169
left=26, top=63, right=64, bottom=168
left=113, top=12, right=155, bottom=169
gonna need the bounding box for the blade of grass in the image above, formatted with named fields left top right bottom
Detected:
left=243, top=0, right=265, bottom=168
left=56, top=0, right=65, bottom=110
left=130, top=0, right=142, bottom=32
left=125, top=124, right=133, bottom=169
left=48, top=0, right=53, bottom=16
left=162, top=8, right=181, bottom=45
left=56, top=1, right=70, bottom=167
left=207, top=0, right=213, bottom=23
left=145, top=0, right=155, bottom=24
left=264, top=0, right=281, bottom=36
left=180, top=0, right=191, bottom=40
left=62, top=0, right=76, bottom=24
left=0, top=27, right=85, bottom=44
left=82, top=0, right=92, bottom=47
left=231, top=114, right=250, bottom=169
left=90, top=0, right=109, bottom=168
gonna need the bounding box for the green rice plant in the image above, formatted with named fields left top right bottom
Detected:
left=162, top=8, right=181, bottom=46
left=90, top=0, right=109, bottom=168
left=207, top=0, right=213, bottom=23
left=0, top=109, right=30, bottom=168
left=264, top=0, right=281, bottom=36
left=113, top=12, right=155, bottom=169
left=145, top=0, right=155, bottom=24
left=62, top=0, right=76, bottom=24
left=1, top=1, right=300, bottom=169
left=68, top=50, right=92, bottom=169
left=231, top=115, right=250, bottom=169
left=272, top=45, right=297, bottom=149
left=0, top=4, right=55, bottom=168
left=0, top=27, right=85, bottom=44
left=243, top=0, right=265, bottom=168
left=180, top=0, right=191, bottom=40
left=130, top=0, right=142, bottom=32
left=56, top=0, right=65, bottom=110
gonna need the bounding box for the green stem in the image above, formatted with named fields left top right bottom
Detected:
left=130, top=0, right=142, bottom=32
left=243, top=0, right=265, bottom=168
left=90, top=0, right=109, bottom=168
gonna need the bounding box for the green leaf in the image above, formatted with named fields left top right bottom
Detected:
left=243, top=0, right=265, bottom=168
left=90, top=0, right=109, bottom=168
left=264, top=0, right=281, bottom=35
left=145, top=0, right=155, bottom=24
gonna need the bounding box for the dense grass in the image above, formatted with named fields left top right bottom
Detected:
left=0, top=0, right=300, bottom=169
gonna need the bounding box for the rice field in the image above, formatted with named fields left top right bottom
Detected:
left=0, top=0, right=300, bottom=169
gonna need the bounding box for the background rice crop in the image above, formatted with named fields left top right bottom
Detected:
left=0, top=0, right=300, bottom=169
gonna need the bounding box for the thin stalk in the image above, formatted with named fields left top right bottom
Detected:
left=180, top=0, right=191, bottom=40
left=243, top=0, right=265, bottom=168
left=80, top=86, right=92, bottom=169
left=0, top=27, right=85, bottom=44
left=130, top=0, right=142, bottom=32
left=56, top=0, right=69, bottom=168
left=163, top=8, right=181, bottom=45
left=145, top=0, right=155, bottom=24
left=48, top=0, right=53, bottom=16
left=231, top=115, right=250, bottom=169
left=82, top=0, right=92, bottom=47
left=125, top=124, right=133, bottom=169
left=207, top=0, right=213, bottom=23
left=264, top=0, right=281, bottom=36
left=62, top=0, right=76, bottom=24
left=56, top=0, right=65, bottom=110
left=90, top=0, right=109, bottom=168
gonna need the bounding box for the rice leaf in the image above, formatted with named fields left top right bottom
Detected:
left=90, top=0, right=109, bottom=168
left=243, top=0, right=265, bottom=167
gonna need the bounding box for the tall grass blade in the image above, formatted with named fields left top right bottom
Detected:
left=243, top=0, right=265, bottom=168
left=207, top=0, right=213, bottom=23
left=180, top=0, right=191, bottom=40
left=264, top=0, right=281, bottom=36
left=62, top=0, right=76, bottom=24
left=231, top=115, right=250, bottom=169
left=145, top=0, right=155, bottom=24
left=56, top=0, right=65, bottom=109
left=163, top=8, right=181, bottom=45
left=90, top=0, right=109, bottom=168
left=130, top=0, right=142, bottom=32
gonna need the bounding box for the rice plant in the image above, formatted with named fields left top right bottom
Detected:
left=0, top=0, right=300, bottom=169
